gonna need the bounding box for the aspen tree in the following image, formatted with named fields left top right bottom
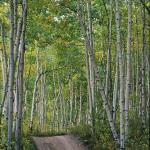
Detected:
left=43, top=65, right=47, bottom=130
left=112, top=51, right=118, bottom=123
left=14, top=15, right=23, bottom=65
left=30, top=49, right=40, bottom=132
left=77, top=0, right=92, bottom=129
left=15, top=0, right=27, bottom=146
left=125, top=0, right=132, bottom=140
left=78, top=0, right=120, bottom=145
left=7, top=0, right=15, bottom=148
left=59, top=83, right=64, bottom=129
left=105, top=0, right=112, bottom=102
left=0, top=23, right=8, bottom=124
left=51, top=72, right=60, bottom=131
left=51, top=71, right=56, bottom=130
left=79, top=84, right=82, bottom=124
left=13, top=0, right=17, bottom=38
left=15, top=0, right=27, bottom=150
left=135, top=14, right=140, bottom=114
left=115, top=0, right=125, bottom=148
left=0, top=23, right=7, bottom=89
left=39, top=67, right=45, bottom=128
left=57, top=74, right=63, bottom=130
left=69, top=79, right=73, bottom=126
left=87, top=0, right=96, bottom=134
left=146, top=56, right=149, bottom=121
left=13, top=74, right=19, bottom=133
left=141, top=4, right=146, bottom=129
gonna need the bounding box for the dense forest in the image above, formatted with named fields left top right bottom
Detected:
left=0, top=0, right=149, bottom=150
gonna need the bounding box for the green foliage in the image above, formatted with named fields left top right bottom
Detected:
left=0, top=120, right=7, bottom=149
left=125, top=112, right=149, bottom=150
left=69, top=123, right=118, bottom=150
left=69, top=124, right=92, bottom=139
left=0, top=0, right=149, bottom=149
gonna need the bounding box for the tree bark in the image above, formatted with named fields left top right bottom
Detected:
left=141, top=4, right=146, bottom=129
left=115, top=0, right=125, bottom=149
left=79, top=84, right=82, bottom=124
left=0, top=23, right=8, bottom=125
left=125, top=0, right=132, bottom=141
left=15, top=0, right=27, bottom=149
left=112, top=52, right=118, bottom=123
left=105, top=0, right=112, bottom=104
left=7, top=0, right=15, bottom=149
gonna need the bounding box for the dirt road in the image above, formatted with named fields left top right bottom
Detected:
left=32, top=135, right=88, bottom=150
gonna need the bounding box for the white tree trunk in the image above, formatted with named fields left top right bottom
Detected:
left=0, top=23, right=8, bottom=124
left=115, top=0, right=125, bottom=149
left=105, top=0, right=112, bottom=102
left=8, top=0, right=15, bottom=149
left=79, top=84, right=82, bottom=124
left=112, top=53, right=118, bottom=123
left=15, top=1, right=27, bottom=148
left=125, top=0, right=132, bottom=141
left=141, top=5, right=146, bottom=129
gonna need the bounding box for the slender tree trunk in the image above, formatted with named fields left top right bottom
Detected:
left=0, top=23, right=7, bottom=86
left=7, top=0, right=15, bottom=149
left=87, top=0, right=96, bottom=135
left=69, top=79, right=73, bottom=126
left=59, top=83, right=64, bottom=130
left=79, top=84, right=82, bottom=124
left=23, top=90, right=27, bottom=117
left=15, top=34, right=25, bottom=150
left=51, top=73, right=60, bottom=131
left=135, top=14, right=139, bottom=114
left=14, top=15, right=23, bottom=66
left=146, top=56, right=149, bottom=122
left=39, top=64, right=46, bottom=130
left=105, top=0, right=112, bottom=103
left=141, top=4, right=146, bottom=129
left=15, top=1, right=27, bottom=148
left=63, top=89, right=66, bottom=129
left=0, top=23, right=8, bottom=124
left=51, top=71, right=57, bottom=130
left=13, top=0, right=17, bottom=38
left=77, top=0, right=92, bottom=128
left=29, top=50, right=40, bottom=132
left=57, top=74, right=63, bottom=130
left=73, top=86, right=77, bottom=124
left=43, top=67, right=46, bottom=130
left=112, top=52, right=118, bottom=123
left=125, top=0, right=132, bottom=141
left=13, top=75, right=19, bottom=133
left=115, top=0, right=125, bottom=149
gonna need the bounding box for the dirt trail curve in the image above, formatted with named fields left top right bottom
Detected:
left=33, top=135, right=89, bottom=150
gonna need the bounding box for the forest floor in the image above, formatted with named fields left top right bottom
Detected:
left=32, top=135, right=88, bottom=150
